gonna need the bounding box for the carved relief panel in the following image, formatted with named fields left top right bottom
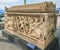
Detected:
left=5, top=13, right=56, bottom=44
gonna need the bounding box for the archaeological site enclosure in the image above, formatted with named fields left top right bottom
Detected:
left=4, top=2, right=57, bottom=49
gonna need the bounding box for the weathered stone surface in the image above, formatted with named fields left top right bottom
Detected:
left=5, top=2, right=56, bottom=13
left=4, top=2, right=57, bottom=50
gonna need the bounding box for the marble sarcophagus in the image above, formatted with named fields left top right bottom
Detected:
left=4, top=2, right=57, bottom=49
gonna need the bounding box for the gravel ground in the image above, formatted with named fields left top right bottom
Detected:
left=55, top=27, right=60, bottom=50
left=0, top=27, right=60, bottom=50
left=0, top=30, right=23, bottom=50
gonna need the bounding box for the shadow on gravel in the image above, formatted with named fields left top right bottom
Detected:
left=0, top=39, right=14, bottom=44
left=0, top=39, right=28, bottom=50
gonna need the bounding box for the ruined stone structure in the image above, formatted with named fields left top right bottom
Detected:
left=4, top=2, right=57, bottom=49
left=57, top=15, right=60, bottom=27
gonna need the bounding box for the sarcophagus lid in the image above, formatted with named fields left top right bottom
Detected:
left=5, top=2, right=56, bottom=13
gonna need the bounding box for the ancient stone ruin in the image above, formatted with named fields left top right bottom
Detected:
left=4, top=2, right=57, bottom=49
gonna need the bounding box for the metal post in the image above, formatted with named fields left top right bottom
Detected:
left=24, top=0, right=26, bottom=5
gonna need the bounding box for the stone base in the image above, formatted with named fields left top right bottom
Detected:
left=2, top=30, right=27, bottom=44
left=2, top=30, right=59, bottom=50
left=26, top=37, right=59, bottom=50
left=0, top=22, right=4, bottom=30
